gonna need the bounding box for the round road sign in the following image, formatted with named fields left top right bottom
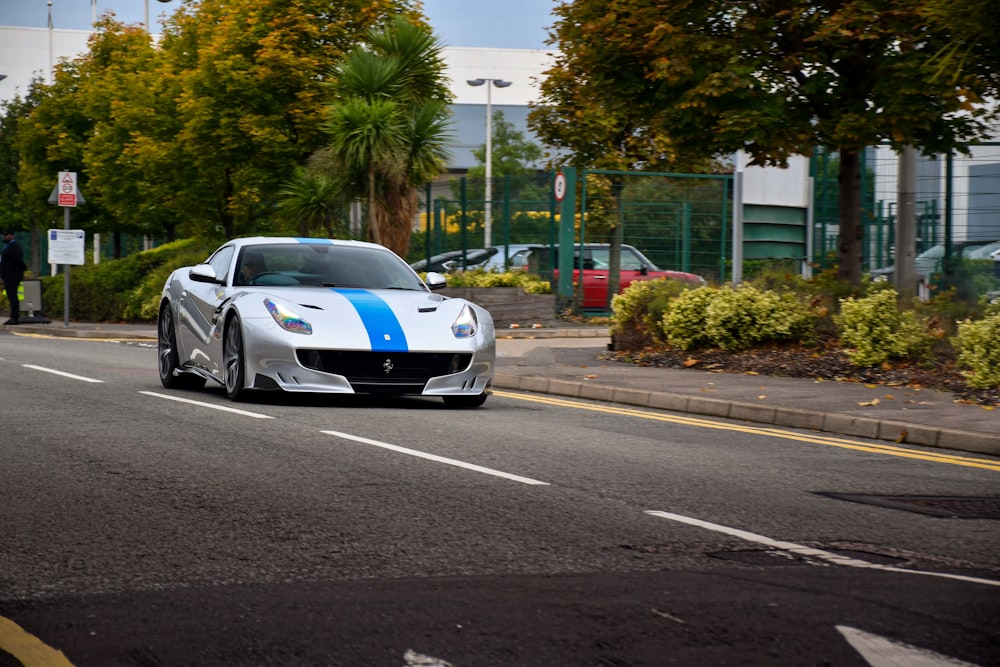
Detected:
left=554, top=172, right=567, bottom=202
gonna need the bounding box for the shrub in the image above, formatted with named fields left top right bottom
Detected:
left=955, top=312, right=1000, bottom=389
left=702, top=284, right=815, bottom=351
left=609, top=278, right=692, bottom=350
left=658, top=284, right=816, bottom=352
left=835, top=288, right=932, bottom=366
left=442, top=268, right=551, bottom=293
left=661, top=286, right=718, bottom=350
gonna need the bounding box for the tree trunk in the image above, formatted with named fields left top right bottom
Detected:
left=380, top=184, right=418, bottom=258
left=367, top=165, right=382, bottom=246
left=835, top=149, right=863, bottom=285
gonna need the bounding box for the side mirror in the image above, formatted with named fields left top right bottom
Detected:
left=424, top=271, right=447, bottom=291
left=639, top=266, right=649, bottom=275
left=189, top=263, right=222, bottom=284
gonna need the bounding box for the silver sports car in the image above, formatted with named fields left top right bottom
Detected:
left=158, top=237, right=495, bottom=407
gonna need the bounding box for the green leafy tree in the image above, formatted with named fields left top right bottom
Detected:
left=15, top=58, right=97, bottom=253
left=919, top=0, right=1000, bottom=89
left=531, top=2, right=722, bottom=302
left=459, top=110, right=545, bottom=201
left=536, top=0, right=998, bottom=285
left=320, top=16, right=453, bottom=256
left=160, top=0, right=419, bottom=239
left=0, top=80, right=44, bottom=226
left=76, top=18, right=185, bottom=248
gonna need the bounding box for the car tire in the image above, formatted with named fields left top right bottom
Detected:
left=224, top=316, right=250, bottom=402
left=442, top=393, right=488, bottom=408
left=158, top=304, right=205, bottom=390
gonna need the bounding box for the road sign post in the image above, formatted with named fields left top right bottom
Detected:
left=47, top=171, right=86, bottom=327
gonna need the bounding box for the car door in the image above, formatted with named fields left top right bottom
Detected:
left=176, top=245, right=235, bottom=369
left=617, top=246, right=655, bottom=293
left=579, top=248, right=610, bottom=308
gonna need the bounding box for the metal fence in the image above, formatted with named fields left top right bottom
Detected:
left=413, top=170, right=733, bottom=287
left=411, top=172, right=557, bottom=269
left=580, top=170, right=731, bottom=285
left=811, top=143, right=1000, bottom=297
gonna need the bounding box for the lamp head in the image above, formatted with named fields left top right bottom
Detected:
left=466, top=79, right=486, bottom=87
left=492, top=80, right=512, bottom=88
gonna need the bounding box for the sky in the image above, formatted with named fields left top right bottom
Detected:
left=0, top=0, right=557, bottom=50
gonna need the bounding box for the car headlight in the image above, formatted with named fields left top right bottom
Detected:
left=264, top=298, right=312, bottom=335
left=451, top=304, right=478, bottom=338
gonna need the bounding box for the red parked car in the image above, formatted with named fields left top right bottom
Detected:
left=509, top=243, right=705, bottom=309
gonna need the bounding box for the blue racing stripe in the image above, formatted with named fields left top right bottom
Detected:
left=332, top=289, right=409, bottom=352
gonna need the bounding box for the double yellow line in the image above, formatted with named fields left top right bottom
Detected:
left=0, top=617, right=73, bottom=667
left=495, top=390, right=1000, bottom=472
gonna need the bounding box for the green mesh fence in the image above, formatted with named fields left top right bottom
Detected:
left=812, top=143, right=1000, bottom=298
left=580, top=170, right=731, bottom=285
left=411, top=172, right=557, bottom=269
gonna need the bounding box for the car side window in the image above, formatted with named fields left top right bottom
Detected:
left=588, top=249, right=610, bottom=270
left=208, top=245, right=235, bottom=283
left=620, top=248, right=644, bottom=270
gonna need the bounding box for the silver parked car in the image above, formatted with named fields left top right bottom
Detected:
left=158, top=237, right=495, bottom=407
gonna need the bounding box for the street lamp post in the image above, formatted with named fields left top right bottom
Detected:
left=466, top=78, right=511, bottom=248
left=145, top=0, right=173, bottom=34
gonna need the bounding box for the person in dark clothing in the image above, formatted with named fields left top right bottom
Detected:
left=1, top=229, right=26, bottom=325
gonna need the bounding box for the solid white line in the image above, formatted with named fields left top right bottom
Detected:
left=645, top=510, right=1000, bottom=587
left=836, top=625, right=980, bottom=667
left=23, top=364, right=104, bottom=383
left=321, top=430, right=549, bottom=485
left=140, top=391, right=274, bottom=418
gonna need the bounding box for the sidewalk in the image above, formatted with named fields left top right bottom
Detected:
left=6, top=321, right=998, bottom=457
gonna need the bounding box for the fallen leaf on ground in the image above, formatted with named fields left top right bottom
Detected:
left=857, top=398, right=881, bottom=407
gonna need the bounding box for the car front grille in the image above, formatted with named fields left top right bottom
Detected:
left=296, top=349, right=472, bottom=392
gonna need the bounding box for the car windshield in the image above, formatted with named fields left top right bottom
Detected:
left=235, top=244, right=427, bottom=291
left=964, top=241, right=1000, bottom=260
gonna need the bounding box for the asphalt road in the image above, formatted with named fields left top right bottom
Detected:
left=1, top=332, right=998, bottom=666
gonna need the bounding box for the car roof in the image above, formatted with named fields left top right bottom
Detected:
left=232, top=236, right=379, bottom=251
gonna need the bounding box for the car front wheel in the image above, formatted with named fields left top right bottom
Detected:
left=224, top=316, right=250, bottom=402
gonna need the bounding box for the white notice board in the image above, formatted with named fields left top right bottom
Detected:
left=48, top=229, right=86, bottom=265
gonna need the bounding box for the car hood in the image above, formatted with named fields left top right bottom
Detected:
left=655, top=270, right=706, bottom=285
left=233, top=286, right=491, bottom=352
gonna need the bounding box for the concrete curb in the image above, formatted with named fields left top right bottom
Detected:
left=498, top=327, right=611, bottom=339
left=493, top=372, right=1000, bottom=457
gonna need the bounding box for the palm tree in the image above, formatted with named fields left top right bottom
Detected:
left=319, top=17, right=452, bottom=256
left=277, top=166, right=350, bottom=238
